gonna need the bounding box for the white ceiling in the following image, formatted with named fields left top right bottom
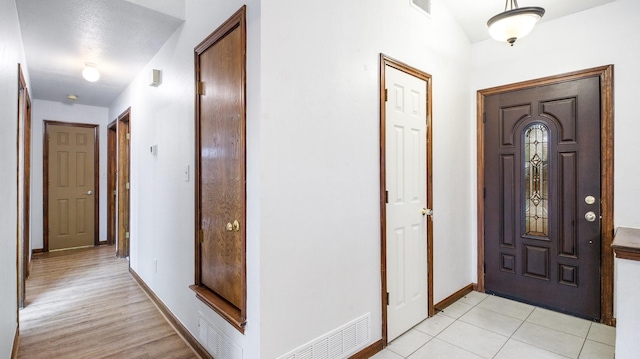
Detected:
left=16, top=0, right=184, bottom=107
left=16, top=0, right=617, bottom=108
left=440, top=0, right=618, bottom=43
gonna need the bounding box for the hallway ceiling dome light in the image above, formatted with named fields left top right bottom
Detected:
left=487, top=0, right=545, bottom=46
left=82, top=63, right=100, bottom=82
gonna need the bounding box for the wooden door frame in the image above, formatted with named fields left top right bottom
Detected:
left=17, top=63, right=31, bottom=309
left=24, top=89, right=31, bottom=278
left=107, top=120, right=117, bottom=245
left=116, top=108, right=131, bottom=258
left=191, top=5, right=247, bottom=333
left=379, top=54, right=434, bottom=345
left=476, top=65, right=615, bottom=325
left=43, top=120, right=100, bottom=252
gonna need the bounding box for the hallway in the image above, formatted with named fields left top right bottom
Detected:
left=17, top=246, right=198, bottom=359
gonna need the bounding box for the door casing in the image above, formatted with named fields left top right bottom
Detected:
left=116, top=108, right=131, bottom=258
left=17, top=63, right=31, bottom=309
left=476, top=65, right=615, bottom=325
left=43, top=120, right=100, bottom=252
left=379, top=54, right=434, bottom=345
left=107, top=120, right=117, bottom=246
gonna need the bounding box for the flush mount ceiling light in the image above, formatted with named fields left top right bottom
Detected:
left=67, top=94, right=78, bottom=101
left=82, top=63, right=100, bottom=82
left=487, top=0, right=545, bottom=46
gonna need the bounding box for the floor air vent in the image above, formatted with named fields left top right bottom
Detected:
left=411, top=0, right=431, bottom=16
left=198, top=315, right=242, bottom=359
left=277, top=313, right=370, bottom=359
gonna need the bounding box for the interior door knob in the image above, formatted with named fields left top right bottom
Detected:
left=584, top=211, right=597, bottom=222
left=226, top=222, right=233, bottom=231
left=233, top=220, right=240, bottom=232
left=87, top=190, right=93, bottom=195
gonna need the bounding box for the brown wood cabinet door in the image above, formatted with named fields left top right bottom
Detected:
left=47, top=124, right=97, bottom=250
left=194, top=6, right=246, bottom=327
left=484, top=76, right=601, bottom=320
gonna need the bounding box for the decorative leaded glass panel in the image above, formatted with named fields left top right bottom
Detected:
left=524, top=123, right=549, bottom=237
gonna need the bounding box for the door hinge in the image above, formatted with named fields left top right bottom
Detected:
left=125, top=232, right=130, bottom=239
left=385, top=190, right=389, bottom=204
left=483, top=112, right=486, bottom=123
left=125, top=182, right=130, bottom=190
left=126, top=132, right=130, bottom=140
left=483, top=262, right=486, bottom=273
left=197, top=81, right=204, bottom=95
left=386, top=292, right=390, bottom=305
left=483, top=187, right=486, bottom=199
left=199, top=229, right=204, bottom=243
left=384, top=88, right=388, bottom=102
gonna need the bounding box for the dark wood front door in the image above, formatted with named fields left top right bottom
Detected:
left=484, top=76, right=601, bottom=320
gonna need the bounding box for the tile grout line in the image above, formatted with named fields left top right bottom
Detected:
left=471, top=295, right=515, bottom=359
left=576, top=322, right=593, bottom=359
left=406, top=294, right=488, bottom=358
left=435, top=295, right=508, bottom=359
left=509, top=309, right=588, bottom=359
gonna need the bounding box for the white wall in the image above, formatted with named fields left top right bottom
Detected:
left=259, top=0, right=473, bottom=356
left=108, top=0, right=261, bottom=357
left=30, top=99, right=109, bottom=250
left=110, top=0, right=474, bottom=357
left=615, top=257, right=640, bottom=359
left=0, top=0, right=29, bottom=355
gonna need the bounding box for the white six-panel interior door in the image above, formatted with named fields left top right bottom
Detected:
left=385, top=65, right=429, bottom=341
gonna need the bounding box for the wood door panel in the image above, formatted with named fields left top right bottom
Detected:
left=541, top=98, right=577, bottom=143
left=193, top=6, right=247, bottom=329
left=47, top=124, right=97, bottom=250
left=500, top=154, right=516, bottom=248
left=199, top=24, right=244, bottom=309
left=385, top=65, right=428, bottom=341
left=500, top=104, right=531, bottom=147
left=559, top=152, right=577, bottom=257
left=484, top=76, right=601, bottom=319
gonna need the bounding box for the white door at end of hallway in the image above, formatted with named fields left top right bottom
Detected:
left=385, top=65, right=429, bottom=341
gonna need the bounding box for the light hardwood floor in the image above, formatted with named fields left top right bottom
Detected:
left=18, top=245, right=199, bottom=359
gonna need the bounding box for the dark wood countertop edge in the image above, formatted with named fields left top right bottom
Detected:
left=612, top=227, right=640, bottom=261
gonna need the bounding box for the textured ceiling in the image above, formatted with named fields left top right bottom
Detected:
left=440, top=0, right=618, bottom=43
left=16, top=0, right=184, bottom=107
left=16, top=0, right=617, bottom=107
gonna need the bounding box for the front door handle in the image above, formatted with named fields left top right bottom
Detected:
left=584, top=211, right=597, bottom=222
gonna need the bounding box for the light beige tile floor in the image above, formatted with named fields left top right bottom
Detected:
left=371, top=292, right=616, bottom=359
